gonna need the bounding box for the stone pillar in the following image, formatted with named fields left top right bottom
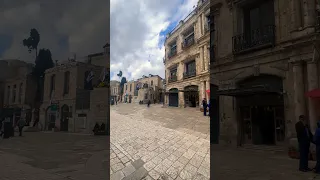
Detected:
left=201, top=81, right=205, bottom=104
left=303, top=0, right=316, bottom=27
left=179, top=91, right=185, bottom=108
left=307, top=61, right=318, bottom=132
left=204, top=44, right=208, bottom=71
left=293, top=62, right=306, bottom=122
left=206, top=80, right=210, bottom=100
left=179, top=62, right=184, bottom=80
left=198, top=15, right=203, bottom=36
left=200, top=46, right=204, bottom=71
left=291, top=0, right=302, bottom=29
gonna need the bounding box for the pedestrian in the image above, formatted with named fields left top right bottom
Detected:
left=314, top=120, right=320, bottom=174
left=147, top=100, right=151, bottom=108
left=17, top=118, right=26, bottom=136
left=295, top=115, right=313, bottom=172
left=207, top=99, right=210, bottom=117
left=202, top=98, right=208, bottom=116
left=3, top=117, right=11, bottom=139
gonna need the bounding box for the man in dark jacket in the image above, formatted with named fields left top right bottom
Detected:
left=202, top=98, right=207, bottom=116
left=295, top=115, right=313, bottom=172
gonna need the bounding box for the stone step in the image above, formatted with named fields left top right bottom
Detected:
left=239, top=144, right=286, bottom=154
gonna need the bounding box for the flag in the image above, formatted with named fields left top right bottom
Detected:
left=100, top=68, right=106, bottom=82
left=86, top=71, right=94, bottom=83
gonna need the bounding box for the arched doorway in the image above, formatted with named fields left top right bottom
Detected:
left=184, top=85, right=199, bottom=107
left=60, top=105, right=69, bottom=131
left=168, top=88, right=179, bottom=107
left=236, top=75, right=285, bottom=145
left=211, top=84, right=220, bottom=144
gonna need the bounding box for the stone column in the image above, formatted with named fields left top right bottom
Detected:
left=293, top=62, right=306, bottom=122
left=303, top=0, right=316, bottom=27
left=179, top=91, right=185, bottom=108
left=291, top=0, right=302, bottom=29
left=201, top=81, right=205, bottom=103
left=204, top=44, right=208, bottom=71
left=307, top=61, right=318, bottom=131
left=200, top=46, right=204, bottom=71
left=206, top=80, right=210, bottom=100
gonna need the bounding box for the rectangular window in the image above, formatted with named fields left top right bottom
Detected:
left=130, top=84, right=132, bottom=92
left=12, top=85, right=16, bottom=103
left=50, top=75, right=56, bottom=97
left=64, top=72, right=70, bottom=94
left=7, top=86, right=10, bottom=104
left=19, top=83, right=23, bottom=103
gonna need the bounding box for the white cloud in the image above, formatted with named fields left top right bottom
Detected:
left=110, top=0, right=198, bottom=81
left=0, top=0, right=110, bottom=62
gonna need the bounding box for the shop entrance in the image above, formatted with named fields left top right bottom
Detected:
left=184, top=85, right=199, bottom=107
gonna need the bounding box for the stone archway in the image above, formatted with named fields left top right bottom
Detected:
left=168, top=88, right=179, bottom=107
left=184, top=85, right=199, bottom=107
left=60, top=105, right=69, bottom=131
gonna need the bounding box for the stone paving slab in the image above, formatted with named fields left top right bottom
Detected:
left=110, top=104, right=210, bottom=180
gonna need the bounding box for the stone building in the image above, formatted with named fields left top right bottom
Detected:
left=210, top=0, right=320, bottom=146
left=164, top=0, right=210, bottom=108
left=39, top=61, right=104, bottom=133
left=1, top=60, right=36, bottom=125
left=110, top=80, right=120, bottom=103
left=137, top=75, right=164, bottom=104
left=122, top=81, right=138, bottom=103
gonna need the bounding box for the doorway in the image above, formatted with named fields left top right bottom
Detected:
left=184, top=85, right=199, bottom=107
left=60, top=105, right=69, bottom=131
left=168, top=88, right=179, bottom=107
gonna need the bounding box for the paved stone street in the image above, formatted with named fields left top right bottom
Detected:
left=110, top=103, right=210, bottom=180
left=0, top=132, right=109, bottom=180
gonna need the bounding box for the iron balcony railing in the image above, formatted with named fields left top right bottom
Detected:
left=168, top=76, right=177, bottom=83
left=232, top=25, right=275, bottom=54
left=182, top=35, right=195, bottom=49
left=183, top=70, right=196, bottom=79
left=168, top=49, right=177, bottom=59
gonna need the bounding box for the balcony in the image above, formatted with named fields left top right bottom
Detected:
left=168, top=76, right=177, bottom=83
left=232, top=25, right=275, bottom=54
left=182, top=35, right=195, bottom=49
left=168, top=49, right=177, bottom=59
left=183, top=70, right=196, bottom=79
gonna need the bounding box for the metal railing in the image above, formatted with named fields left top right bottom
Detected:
left=168, top=49, right=177, bottom=59
left=183, top=70, right=196, bottom=79
left=232, top=25, right=275, bottom=54
left=168, top=76, right=177, bottom=83
left=182, top=35, right=195, bottom=49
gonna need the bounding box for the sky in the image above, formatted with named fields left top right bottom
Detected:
left=110, top=0, right=198, bottom=81
left=0, top=0, right=110, bottom=63
left=0, top=0, right=198, bottom=81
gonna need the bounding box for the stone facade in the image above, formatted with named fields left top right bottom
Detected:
left=39, top=61, right=104, bottom=132
left=164, top=0, right=210, bottom=108
left=0, top=60, right=35, bottom=124
left=210, top=0, right=320, bottom=146
left=122, top=81, right=138, bottom=103
left=110, top=80, right=120, bottom=102
left=137, top=75, right=164, bottom=103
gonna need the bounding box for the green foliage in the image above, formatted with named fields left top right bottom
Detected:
left=22, top=28, right=40, bottom=54
left=117, top=71, right=122, bottom=78
left=33, top=49, right=54, bottom=77
left=120, top=77, right=127, bottom=94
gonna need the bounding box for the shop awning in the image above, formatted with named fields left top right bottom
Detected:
left=306, top=88, right=320, bottom=98
left=216, top=85, right=282, bottom=97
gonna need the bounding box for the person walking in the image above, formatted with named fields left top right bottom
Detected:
left=148, top=100, right=151, bottom=107
left=313, top=120, right=320, bottom=173
left=202, top=98, right=208, bottom=116
left=295, top=115, right=313, bottom=172
left=17, top=118, right=26, bottom=137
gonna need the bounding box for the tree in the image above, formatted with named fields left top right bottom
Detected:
left=117, top=71, right=122, bottom=78
left=23, top=28, right=40, bottom=57
left=33, top=49, right=54, bottom=77
left=120, top=77, right=127, bottom=95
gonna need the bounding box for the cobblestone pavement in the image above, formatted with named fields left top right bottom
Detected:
left=110, top=104, right=210, bottom=180
left=0, top=132, right=109, bottom=180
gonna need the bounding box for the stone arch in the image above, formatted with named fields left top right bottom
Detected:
left=234, top=66, right=286, bottom=86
